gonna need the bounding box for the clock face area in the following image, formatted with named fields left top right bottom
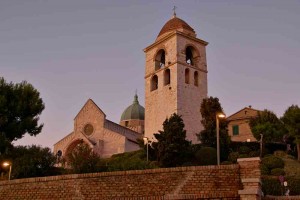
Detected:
left=83, top=123, right=94, bottom=136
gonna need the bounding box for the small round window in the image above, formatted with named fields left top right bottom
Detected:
left=83, top=124, right=94, bottom=136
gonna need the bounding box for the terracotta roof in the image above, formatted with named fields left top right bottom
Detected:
left=157, top=16, right=195, bottom=38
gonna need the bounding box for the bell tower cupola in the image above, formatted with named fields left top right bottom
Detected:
left=144, top=14, right=208, bottom=143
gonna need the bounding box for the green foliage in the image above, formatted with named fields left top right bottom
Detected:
left=67, top=143, right=101, bottom=174
left=228, top=152, right=239, bottom=163
left=260, top=164, right=270, bottom=175
left=0, top=145, right=56, bottom=179
left=282, top=105, right=300, bottom=161
left=197, top=97, right=230, bottom=161
left=106, top=150, right=157, bottom=171
left=271, top=168, right=285, bottom=176
left=261, top=177, right=282, bottom=196
left=221, top=161, right=233, bottom=165
left=249, top=109, right=285, bottom=143
left=152, top=113, right=192, bottom=167
left=195, top=147, right=217, bottom=165
left=262, top=177, right=300, bottom=196
left=238, top=154, right=249, bottom=158
left=238, top=146, right=251, bottom=154
left=0, top=77, right=45, bottom=153
left=288, top=178, right=300, bottom=195
left=262, top=155, right=284, bottom=170
left=248, top=151, right=260, bottom=157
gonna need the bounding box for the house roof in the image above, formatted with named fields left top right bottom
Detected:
left=227, top=107, right=261, bottom=121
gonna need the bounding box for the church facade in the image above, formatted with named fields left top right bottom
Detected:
left=53, top=97, right=144, bottom=158
left=54, top=13, right=208, bottom=158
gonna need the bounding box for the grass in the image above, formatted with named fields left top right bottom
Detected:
left=274, top=151, right=300, bottom=177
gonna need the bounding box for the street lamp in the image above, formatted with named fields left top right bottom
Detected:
left=143, top=137, right=152, bottom=162
left=2, top=161, right=12, bottom=180
left=216, top=113, right=226, bottom=166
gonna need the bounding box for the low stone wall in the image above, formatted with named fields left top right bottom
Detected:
left=263, top=196, right=300, bottom=200
left=0, top=158, right=262, bottom=200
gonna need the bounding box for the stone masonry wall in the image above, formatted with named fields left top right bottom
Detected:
left=0, top=165, right=240, bottom=200
left=0, top=158, right=262, bottom=200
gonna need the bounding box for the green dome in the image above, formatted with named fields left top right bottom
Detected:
left=120, top=94, right=145, bottom=121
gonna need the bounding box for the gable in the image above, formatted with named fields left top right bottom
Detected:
left=74, top=99, right=106, bottom=135
left=74, top=99, right=106, bottom=120
left=227, top=107, right=260, bottom=121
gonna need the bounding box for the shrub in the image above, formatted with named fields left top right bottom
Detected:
left=228, top=152, right=239, bottom=163
left=195, top=147, right=217, bottom=165
left=230, top=142, right=259, bottom=152
left=238, top=146, right=251, bottom=154
left=239, top=154, right=249, bottom=158
left=262, top=156, right=284, bottom=170
left=271, top=168, right=285, bottom=176
left=262, top=177, right=300, bottom=195
left=221, top=161, right=233, bottom=165
left=260, top=164, right=270, bottom=175
left=262, top=176, right=282, bottom=196
left=249, top=151, right=260, bottom=157
left=107, top=150, right=157, bottom=171
left=288, top=178, right=300, bottom=195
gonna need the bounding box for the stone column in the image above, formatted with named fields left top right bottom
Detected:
left=238, top=157, right=262, bottom=200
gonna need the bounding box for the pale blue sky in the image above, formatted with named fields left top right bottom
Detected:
left=1, top=0, right=299, bottom=149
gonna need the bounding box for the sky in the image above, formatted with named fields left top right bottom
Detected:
left=1, top=0, right=299, bottom=149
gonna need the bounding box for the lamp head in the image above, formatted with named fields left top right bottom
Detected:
left=217, top=113, right=226, bottom=118
left=143, top=137, right=149, bottom=145
left=2, top=162, right=10, bottom=167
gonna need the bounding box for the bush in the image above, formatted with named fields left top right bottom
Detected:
left=239, top=154, right=249, bottom=158
left=249, top=151, right=260, bottom=157
left=271, top=168, right=285, bottom=176
left=262, top=156, right=284, bottom=170
left=228, top=152, right=239, bottom=163
left=262, top=176, right=282, bottom=196
left=262, top=177, right=300, bottom=195
left=264, top=143, right=286, bottom=154
left=107, top=150, right=157, bottom=171
left=288, top=178, right=300, bottom=195
left=260, top=164, right=270, bottom=175
left=221, top=161, right=233, bottom=165
left=195, top=147, right=217, bottom=165
left=238, top=146, right=251, bottom=154
left=230, top=142, right=259, bottom=152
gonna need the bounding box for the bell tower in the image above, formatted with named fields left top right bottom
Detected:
left=144, top=14, right=208, bottom=143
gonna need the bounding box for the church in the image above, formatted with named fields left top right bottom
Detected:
left=54, top=12, right=208, bottom=158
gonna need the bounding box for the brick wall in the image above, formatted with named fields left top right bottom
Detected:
left=0, top=158, right=262, bottom=200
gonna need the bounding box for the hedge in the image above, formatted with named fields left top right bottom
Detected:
left=262, top=176, right=300, bottom=195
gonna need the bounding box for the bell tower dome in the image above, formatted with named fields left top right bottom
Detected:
left=144, top=14, right=208, bottom=143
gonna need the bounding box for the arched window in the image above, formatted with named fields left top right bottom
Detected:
left=186, top=46, right=197, bottom=66
left=194, top=71, right=199, bottom=86
left=164, top=69, right=170, bottom=85
left=185, top=68, right=190, bottom=84
left=151, top=75, right=158, bottom=91
left=155, top=49, right=165, bottom=70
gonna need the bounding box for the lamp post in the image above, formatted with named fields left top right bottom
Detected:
left=216, top=113, right=226, bottom=166
left=260, top=134, right=263, bottom=158
left=143, top=137, right=150, bottom=162
left=2, top=162, right=12, bottom=180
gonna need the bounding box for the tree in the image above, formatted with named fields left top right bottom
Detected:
left=0, top=77, right=45, bottom=152
left=249, top=109, right=285, bottom=143
left=67, top=143, right=101, bottom=173
left=0, top=145, right=56, bottom=179
left=281, top=105, right=300, bottom=161
left=152, top=113, right=191, bottom=167
left=197, top=97, right=230, bottom=161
